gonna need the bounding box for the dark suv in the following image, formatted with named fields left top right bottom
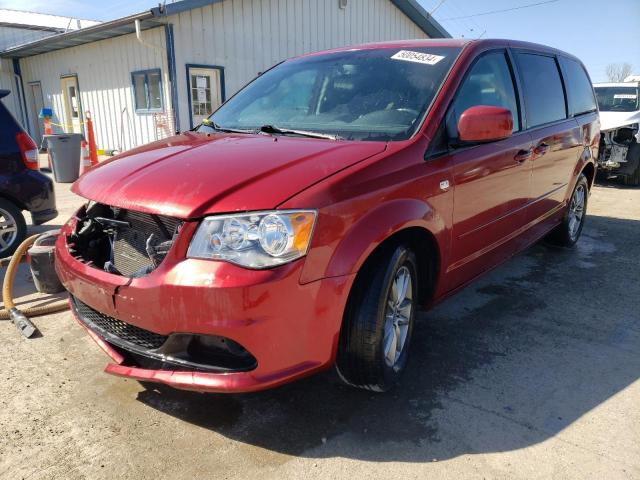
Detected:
left=0, top=90, right=57, bottom=256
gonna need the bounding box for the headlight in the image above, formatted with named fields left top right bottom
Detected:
left=187, top=210, right=317, bottom=268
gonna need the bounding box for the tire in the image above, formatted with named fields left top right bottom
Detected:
left=0, top=199, right=26, bottom=258
left=624, top=169, right=640, bottom=186
left=546, top=174, right=589, bottom=247
left=622, top=144, right=640, bottom=186
left=336, top=244, right=418, bottom=392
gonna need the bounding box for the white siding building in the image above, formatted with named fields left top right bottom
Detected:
left=0, top=9, right=99, bottom=125
left=1, top=0, right=448, bottom=152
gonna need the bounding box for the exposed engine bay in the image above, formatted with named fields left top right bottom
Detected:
left=597, top=123, right=640, bottom=184
left=67, top=202, right=182, bottom=277
left=598, top=125, right=639, bottom=169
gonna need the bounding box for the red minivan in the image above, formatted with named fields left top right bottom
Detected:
left=56, top=39, right=599, bottom=393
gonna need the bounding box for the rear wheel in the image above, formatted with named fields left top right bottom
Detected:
left=546, top=174, right=588, bottom=247
left=0, top=199, right=26, bottom=258
left=336, top=244, right=418, bottom=392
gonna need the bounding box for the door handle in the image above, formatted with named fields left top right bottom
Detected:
left=534, top=142, right=550, bottom=156
left=514, top=149, right=532, bottom=163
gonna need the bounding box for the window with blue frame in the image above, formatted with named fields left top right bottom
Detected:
left=131, top=69, right=163, bottom=113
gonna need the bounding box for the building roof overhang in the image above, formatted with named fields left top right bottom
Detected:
left=1, top=0, right=449, bottom=59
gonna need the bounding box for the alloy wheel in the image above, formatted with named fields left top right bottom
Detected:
left=568, top=184, right=586, bottom=240
left=383, top=265, right=413, bottom=369
left=0, top=207, right=18, bottom=254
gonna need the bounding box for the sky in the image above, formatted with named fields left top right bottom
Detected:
left=1, top=0, right=638, bottom=82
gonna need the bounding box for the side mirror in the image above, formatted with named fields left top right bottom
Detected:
left=457, top=105, right=513, bottom=143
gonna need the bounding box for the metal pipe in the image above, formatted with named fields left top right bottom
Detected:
left=13, top=73, right=28, bottom=129
left=135, top=19, right=165, bottom=52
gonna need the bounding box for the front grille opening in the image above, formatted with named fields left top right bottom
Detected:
left=72, top=296, right=168, bottom=349
left=67, top=202, right=182, bottom=277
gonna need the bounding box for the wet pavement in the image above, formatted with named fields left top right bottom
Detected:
left=0, top=179, right=638, bottom=479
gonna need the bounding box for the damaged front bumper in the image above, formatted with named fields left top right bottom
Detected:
left=597, top=124, right=640, bottom=177
left=56, top=218, right=355, bottom=393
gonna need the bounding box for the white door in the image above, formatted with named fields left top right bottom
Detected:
left=60, top=76, right=82, bottom=134
left=28, top=82, right=44, bottom=142
left=188, top=67, right=223, bottom=128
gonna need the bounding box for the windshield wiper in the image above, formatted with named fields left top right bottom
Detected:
left=258, top=124, right=341, bottom=140
left=199, top=119, right=254, bottom=134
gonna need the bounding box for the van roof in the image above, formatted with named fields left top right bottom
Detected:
left=296, top=38, right=582, bottom=63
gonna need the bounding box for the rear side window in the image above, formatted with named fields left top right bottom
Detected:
left=449, top=51, right=520, bottom=133
left=515, top=53, right=566, bottom=128
left=560, top=57, right=597, bottom=116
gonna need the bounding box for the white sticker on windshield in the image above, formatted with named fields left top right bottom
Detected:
left=613, top=93, right=637, bottom=99
left=391, top=50, right=445, bottom=65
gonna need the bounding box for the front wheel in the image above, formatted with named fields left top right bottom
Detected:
left=546, top=174, right=589, bottom=247
left=336, top=244, right=418, bottom=392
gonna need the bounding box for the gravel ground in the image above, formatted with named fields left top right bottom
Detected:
left=0, top=178, right=638, bottom=480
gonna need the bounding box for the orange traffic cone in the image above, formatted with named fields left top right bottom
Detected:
left=43, top=118, right=53, bottom=170
left=43, top=117, right=52, bottom=136
left=85, top=111, right=99, bottom=167
left=79, top=139, right=92, bottom=175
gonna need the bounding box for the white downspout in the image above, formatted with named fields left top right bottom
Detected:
left=134, top=19, right=169, bottom=143
left=135, top=19, right=165, bottom=53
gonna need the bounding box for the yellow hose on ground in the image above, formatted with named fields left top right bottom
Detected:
left=0, top=234, right=70, bottom=336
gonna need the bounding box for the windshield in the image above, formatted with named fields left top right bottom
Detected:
left=201, top=47, right=461, bottom=141
left=594, top=86, right=639, bottom=112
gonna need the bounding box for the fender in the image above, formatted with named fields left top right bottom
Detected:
left=568, top=145, right=596, bottom=201
left=0, top=192, right=26, bottom=211
left=300, top=198, right=449, bottom=284
left=569, top=114, right=599, bottom=195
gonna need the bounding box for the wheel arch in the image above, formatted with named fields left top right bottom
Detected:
left=581, top=161, right=596, bottom=190
left=567, top=146, right=596, bottom=203
left=0, top=192, right=27, bottom=211
left=307, top=197, right=447, bottom=306
left=349, top=226, right=440, bottom=307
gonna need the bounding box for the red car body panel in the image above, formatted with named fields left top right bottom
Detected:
left=287, top=139, right=454, bottom=284
left=56, top=38, right=599, bottom=393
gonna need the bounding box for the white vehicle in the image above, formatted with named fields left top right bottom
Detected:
left=594, top=81, right=640, bottom=185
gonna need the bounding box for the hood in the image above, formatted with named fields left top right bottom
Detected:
left=599, top=110, right=640, bottom=132
left=72, top=132, right=386, bottom=218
